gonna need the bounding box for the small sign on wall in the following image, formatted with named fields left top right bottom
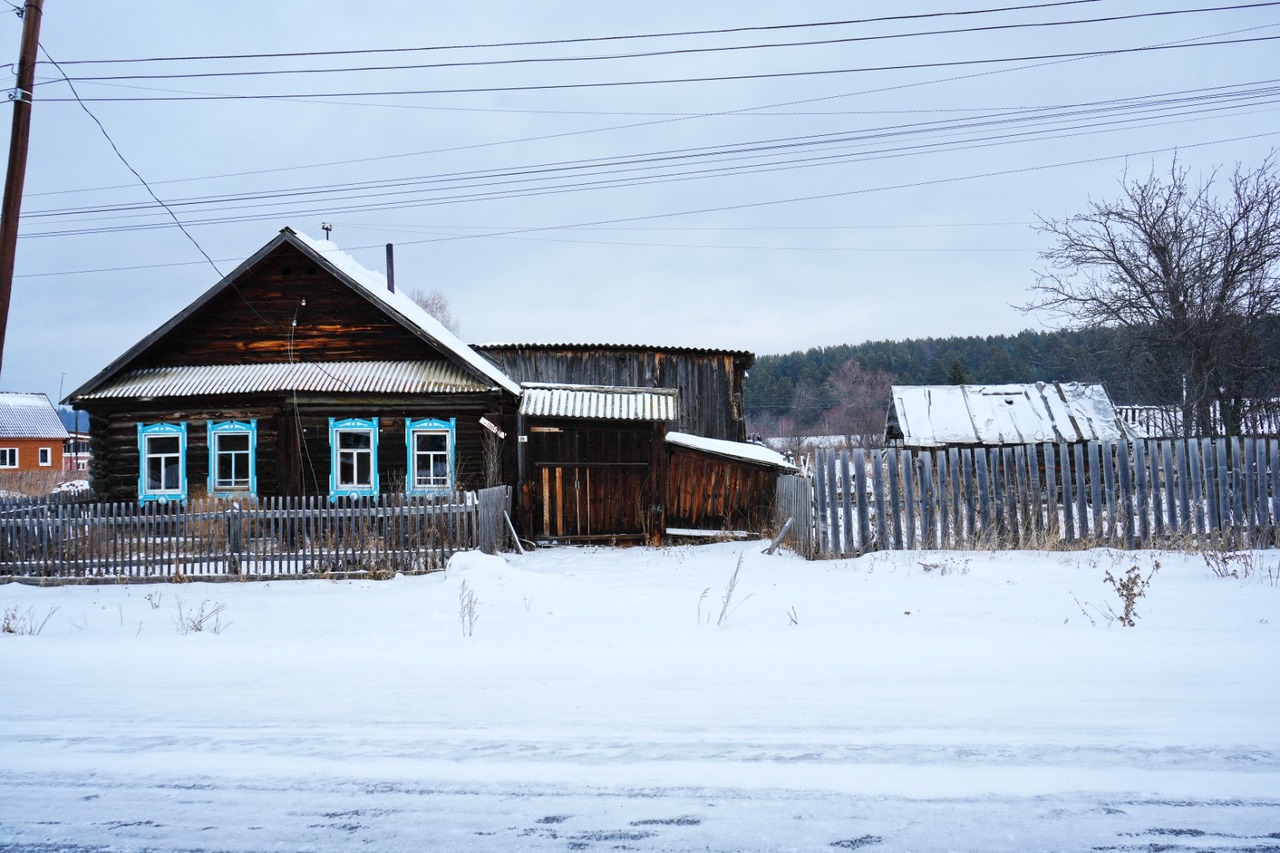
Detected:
left=479, top=417, right=506, bottom=439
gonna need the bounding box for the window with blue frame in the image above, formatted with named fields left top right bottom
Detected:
left=138, top=422, right=187, bottom=502
left=208, top=420, right=257, bottom=497
left=329, top=417, right=379, bottom=499
left=406, top=417, right=456, bottom=494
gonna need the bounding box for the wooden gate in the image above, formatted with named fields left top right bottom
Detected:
left=524, top=422, right=659, bottom=542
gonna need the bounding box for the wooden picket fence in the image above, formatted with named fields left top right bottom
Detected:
left=797, top=438, right=1280, bottom=558
left=0, top=486, right=512, bottom=582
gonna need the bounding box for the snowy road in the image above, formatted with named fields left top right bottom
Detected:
left=2, top=544, right=1278, bottom=851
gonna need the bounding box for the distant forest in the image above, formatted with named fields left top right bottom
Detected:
left=745, top=327, right=1185, bottom=435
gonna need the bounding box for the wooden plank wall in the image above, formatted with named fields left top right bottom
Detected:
left=0, top=493, right=481, bottom=580
left=807, top=438, right=1280, bottom=558
left=477, top=345, right=750, bottom=441
left=664, top=448, right=779, bottom=533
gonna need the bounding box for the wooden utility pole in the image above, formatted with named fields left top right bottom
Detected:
left=0, top=0, right=45, bottom=376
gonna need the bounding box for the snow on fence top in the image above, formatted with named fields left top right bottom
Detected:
left=886, top=382, right=1137, bottom=448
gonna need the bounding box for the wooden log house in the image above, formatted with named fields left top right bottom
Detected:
left=65, top=227, right=795, bottom=544
left=65, top=228, right=521, bottom=504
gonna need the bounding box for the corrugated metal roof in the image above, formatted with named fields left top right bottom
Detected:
left=520, top=383, right=678, bottom=421
left=0, top=392, right=69, bottom=439
left=475, top=342, right=754, bottom=359
left=888, top=382, right=1136, bottom=447
left=76, top=360, right=493, bottom=400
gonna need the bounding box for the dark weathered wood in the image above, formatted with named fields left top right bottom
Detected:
left=961, top=448, right=977, bottom=542
left=975, top=448, right=991, bottom=542
left=1190, top=438, right=1206, bottom=534
left=1100, top=442, right=1116, bottom=542
left=815, top=449, right=828, bottom=556
left=1175, top=440, right=1191, bottom=535
left=1073, top=443, right=1088, bottom=538
left=1134, top=439, right=1150, bottom=543
left=1058, top=443, right=1074, bottom=542
left=948, top=447, right=962, bottom=545
left=903, top=451, right=917, bottom=550
left=840, top=450, right=854, bottom=557
left=937, top=450, right=951, bottom=548
left=854, top=449, right=870, bottom=553
left=1116, top=440, right=1134, bottom=547
left=919, top=452, right=935, bottom=549
left=872, top=450, right=887, bottom=551
left=1216, top=439, right=1230, bottom=534
left=887, top=448, right=903, bottom=551
left=1043, top=442, right=1059, bottom=541
left=1086, top=441, right=1102, bottom=537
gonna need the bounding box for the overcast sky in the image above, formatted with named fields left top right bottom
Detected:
left=0, top=0, right=1277, bottom=404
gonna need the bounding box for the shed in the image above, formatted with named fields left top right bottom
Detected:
left=475, top=342, right=753, bottom=441
left=885, top=382, right=1136, bottom=449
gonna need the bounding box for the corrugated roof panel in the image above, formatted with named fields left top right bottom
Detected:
left=76, top=361, right=494, bottom=399
left=519, top=383, right=678, bottom=421
left=0, top=392, right=69, bottom=439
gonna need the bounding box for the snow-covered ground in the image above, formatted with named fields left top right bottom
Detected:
left=1, top=543, right=1277, bottom=852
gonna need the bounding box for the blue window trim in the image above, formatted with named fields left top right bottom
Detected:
left=208, top=420, right=258, bottom=498
left=405, top=417, right=456, bottom=495
left=137, top=422, right=188, bottom=503
left=329, top=417, right=379, bottom=500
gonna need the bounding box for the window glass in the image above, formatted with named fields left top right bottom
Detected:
left=410, top=428, right=452, bottom=490
left=214, top=432, right=251, bottom=490
left=0, top=448, right=16, bottom=467
left=145, top=435, right=182, bottom=492
left=337, top=430, right=374, bottom=487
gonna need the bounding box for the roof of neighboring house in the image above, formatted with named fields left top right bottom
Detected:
left=73, top=361, right=491, bottom=400
left=0, top=392, right=70, bottom=440
left=666, top=431, right=798, bottom=471
left=886, top=382, right=1135, bottom=447
left=66, top=227, right=521, bottom=403
left=519, top=383, right=679, bottom=421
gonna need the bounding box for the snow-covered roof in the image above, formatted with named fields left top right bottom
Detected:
left=887, top=382, right=1135, bottom=448
left=74, top=361, right=490, bottom=400
left=67, top=228, right=521, bottom=403
left=666, top=431, right=798, bottom=471
left=287, top=230, right=520, bottom=396
left=520, top=383, right=678, bottom=421
left=0, top=392, right=69, bottom=440
left=474, top=341, right=754, bottom=359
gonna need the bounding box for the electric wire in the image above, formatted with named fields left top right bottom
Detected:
left=36, top=36, right=1280, bottom=101
left=47, top=4, right=1279, bottom=85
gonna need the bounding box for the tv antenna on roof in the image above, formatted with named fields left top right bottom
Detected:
left=321, top=222, right=333, bottom=240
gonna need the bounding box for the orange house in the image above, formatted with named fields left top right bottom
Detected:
left=0, top=392, right=69, bottom=473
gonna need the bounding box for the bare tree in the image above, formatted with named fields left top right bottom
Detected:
left=1028, top=156, right=1280, bottom=437
left=821, top=360, right=895, bottom=449
left=410, top=288, right=461, bottom=336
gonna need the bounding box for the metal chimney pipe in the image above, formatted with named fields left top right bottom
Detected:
left=385, top=243, right=395, bottom=293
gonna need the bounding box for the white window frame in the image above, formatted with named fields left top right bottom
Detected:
left=208, top=420, right=257, bottom=497
left=329, top=417, right=379, bottom=499
left=38, top=447, right=51, bottom=467
left=406, top=417, right=456, bottom=494
left=138, top=422, right=188, bottom=503
left=0, top=447, right=16, bottom=468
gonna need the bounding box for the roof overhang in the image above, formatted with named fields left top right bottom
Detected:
left=519, top=383, right=678, bottom=421
left=71, top=360, right=494, bottom=402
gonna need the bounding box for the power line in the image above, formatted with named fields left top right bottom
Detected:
left=17, top=82, right=1279, bottom=235
left=46, top=1, right=1105, bottom=65
left=48, top=4, right=1279, bottom=84
left=36, top=36, right=1280, bottom=101
left=35, top=46, right=224, bottom=278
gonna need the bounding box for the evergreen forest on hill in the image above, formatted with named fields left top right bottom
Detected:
left=744, top=327, right=1171, bottom=433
